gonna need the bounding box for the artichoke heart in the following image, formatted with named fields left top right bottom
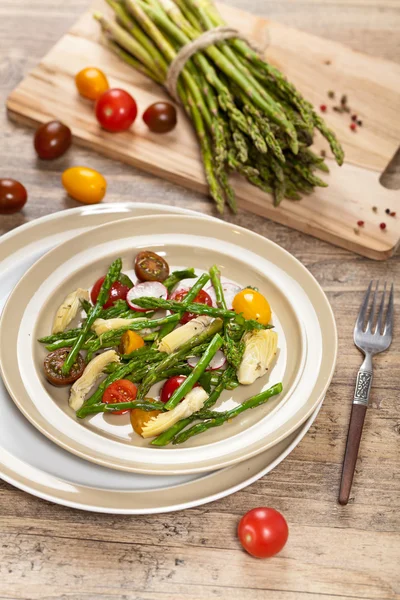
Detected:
left=52, top=288, right=90, bottom=334
left=237, top=329, right=278, bottom=385
left=141, top=386, right=208, bottom=438
left=157, top=315, right=212, bottom=354
left=92, top=317, right=139, bottom=336
left=69, top=350, right=120, bottom=411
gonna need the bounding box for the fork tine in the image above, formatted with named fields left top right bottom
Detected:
left=355, top=281, right=373, bottom=332
left=365, top=280, right=379, bottom=333
left=375, top=282, right=387, bottom=334
left=383, top=283, right=394, bottom=338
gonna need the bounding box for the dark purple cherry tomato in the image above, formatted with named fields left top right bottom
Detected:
left=34, top=121, right=72, bottom=160
left=143, top=102, right=177, bottom=134
left=134, top=251, right=170, bottom=282
left=0, top=179, right=28, bottom=214
left=44, top=348, right=85, bottom=386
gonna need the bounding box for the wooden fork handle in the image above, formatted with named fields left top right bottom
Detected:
left=338, top=403, right=367, bottom=505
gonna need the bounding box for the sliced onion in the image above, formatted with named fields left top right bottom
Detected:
left=187, top=350, right=227, bottom=371
left=205, top=281, right=242, bottom=309
left=127, top=281, right=168, bottom=312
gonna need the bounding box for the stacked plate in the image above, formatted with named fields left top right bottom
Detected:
left=0, top=203, right=337, bottom=513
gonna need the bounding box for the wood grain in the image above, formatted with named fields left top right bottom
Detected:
left=0, top=1, right=400, bottom=599
left=5, top=0, right=400, bottom=259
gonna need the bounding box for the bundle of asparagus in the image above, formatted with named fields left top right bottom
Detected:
left=95, top=0, right=345, bottom=213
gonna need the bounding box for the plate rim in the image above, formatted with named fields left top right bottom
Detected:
left=0, top=213, right=337, bottom=474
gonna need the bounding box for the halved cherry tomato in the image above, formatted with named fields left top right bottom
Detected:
left=134, top=250, right=170, bottom=282
left=44, top=348, right=85, bottom=386
left=62, top=167, right=106, bottom=204
left=232, top=288, right=271, bottom=325
left=160, top=375, right=199, bottom=403
left=91, top=275, right=131, bottom=309
left=95, top=88, right=137, bottom=132
left=119, top=330, right=145, bottom=355
left=238, top=507, right=288, bottom=558
left=75, top=67, right=109, bottom=101
left=171, top=288, right=213, bottom=324
left=103, top=379, right=138, bottom=415
left=130, top=398, right=162, bottom=435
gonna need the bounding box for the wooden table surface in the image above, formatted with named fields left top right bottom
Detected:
left=1, top=1, right=399, bottom=599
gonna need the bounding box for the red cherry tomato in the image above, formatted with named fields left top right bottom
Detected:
left=103, top=379, right=138, bottom=415
left=95, top=88, right=137, bottom=132
left=238, top=507, right=289, bottom=558
left=171, top=288, right=213, bottom=324
left=143, top=102, right=177, bottom=134
left=91, top=276, right=130, bottom=309
left=0, top=179, right=27, bottom=214
left=160, top=375, right=199, bottom=403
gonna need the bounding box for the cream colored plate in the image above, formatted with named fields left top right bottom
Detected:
left=0, top=203, right=322, bottom=513
left=0, top=212, right=336, bottom=474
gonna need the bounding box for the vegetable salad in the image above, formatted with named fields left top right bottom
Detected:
left=38, top=251, right=282, bottom=446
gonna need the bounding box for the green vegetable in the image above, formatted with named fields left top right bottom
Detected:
left=77, top=399, right=165, bottom=419
left=62, top=259, right=122, bottom=375
left=163, top=268, right=196, bottom=293
left=164, top=333, right=224, bottom=409
left=209, top=265, right=227, bottom=309
left=94, top=0, right=344, bottom=213
left=173, top=382, right=283, bottom=444
left=138, top=317, right=224, bottom=398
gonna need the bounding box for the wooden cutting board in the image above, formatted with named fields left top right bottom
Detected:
left=6, top=0, right=400, bottom=259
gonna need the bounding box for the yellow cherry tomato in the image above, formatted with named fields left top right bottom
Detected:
left=75, top=67, right=109, bottom=101
left=119, top=330, right=145, bottom=355
left=62, top=167, right=106, bottom=204
left=130, top=399, right=161, bottom=436
left=232, top=288, right=272, bottom=325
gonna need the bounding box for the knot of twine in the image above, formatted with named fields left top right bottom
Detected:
left=165, top=25, right=269, bottom=102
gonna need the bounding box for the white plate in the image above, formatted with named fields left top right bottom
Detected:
left=1, top=212, right=336, bottom=474
left=0, top=204, right=321, bottom=513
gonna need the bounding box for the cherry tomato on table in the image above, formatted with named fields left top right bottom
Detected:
left=171, top=288, right=213, bottom=324
left=0, top=178, right=27, bottom=215
left=134, top=250, right=170, bottom=282
left=91, top=275, right=131, bottom=308
left=75, top=67, right=109, bottom=101
left=44, top=348, right=85, bottom=386
left=238, top=507, right=289, bottom=558
left=34, top=121, right=72, bottom=160
left=95, top=89, right=137, bottom=132
left=62, top=167, right=107, bottom=204
left=160, top=375, right=198, bottom=403
left=131, top=399, right=162, bottom=435
left=143, top=102, right=177, bottom=133
left=103, top=379, right=138, bottom=415
left=232, top=288, right=272, bottom=326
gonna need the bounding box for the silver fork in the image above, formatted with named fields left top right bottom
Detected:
left=338, top=281, right=394, bottom=505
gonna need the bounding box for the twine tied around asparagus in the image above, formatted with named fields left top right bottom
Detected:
left=165, top=25, right=269, bottom=102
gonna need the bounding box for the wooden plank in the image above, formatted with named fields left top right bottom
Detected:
left=1, top=2, right=400, bottom=600
left=6, top=0, right=400, bottom=259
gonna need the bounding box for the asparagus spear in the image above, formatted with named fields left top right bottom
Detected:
left=173, top=382, right=283, bottom=444
left=208, top=265, right=226, bottom=309
left=138, top=317, right=224, bottom=398
left=162, top=268, right=196, bottom=292
left=164, top=333, right=223, bottom=409
left=78, top=399, right=165, bottom=418
left=62, top=259, right=122, bottom=375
